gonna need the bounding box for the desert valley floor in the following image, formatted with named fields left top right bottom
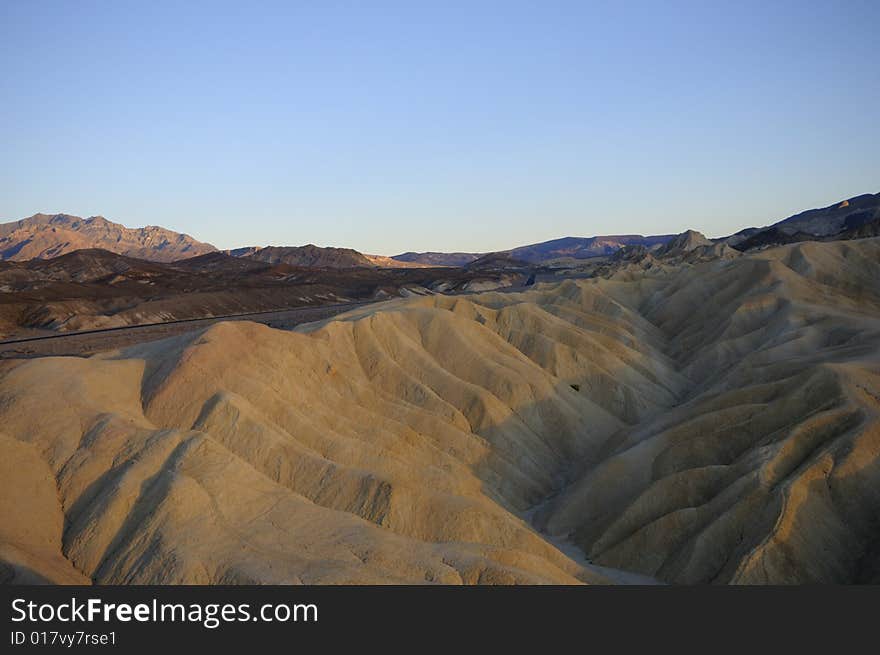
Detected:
left=2, top=237, right=880, bottom=584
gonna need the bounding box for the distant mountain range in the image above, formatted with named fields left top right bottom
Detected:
left=505, top=234, right=676, bottom=262
left=391, top=251, right=482, bottom=267
left=0, top=213, right=216, bottom=262
left=728, top=192, right=880, bottom=251
left=390, top=235, right=676, bottom=266
left=394, top=193, right=880, bottom=263
left=3, top=192, right=878, bottom=268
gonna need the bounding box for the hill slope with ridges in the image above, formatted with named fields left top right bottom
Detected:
left=1, top=238, right=878, bottom=583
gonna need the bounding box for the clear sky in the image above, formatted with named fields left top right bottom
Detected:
left=1, top=1, right=878, bottom=255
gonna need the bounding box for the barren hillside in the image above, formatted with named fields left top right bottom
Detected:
left=0, top=238, right=878, bottom=584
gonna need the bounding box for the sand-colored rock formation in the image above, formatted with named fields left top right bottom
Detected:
left=0, top=238, right=878, bottom=584
left=536, top=239, right=880, bottom=583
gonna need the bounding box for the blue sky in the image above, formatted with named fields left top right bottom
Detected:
left=1, top=1, right=878, bottom=254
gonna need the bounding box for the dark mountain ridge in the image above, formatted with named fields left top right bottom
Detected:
left=730, top=192, right=880, bottom=251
